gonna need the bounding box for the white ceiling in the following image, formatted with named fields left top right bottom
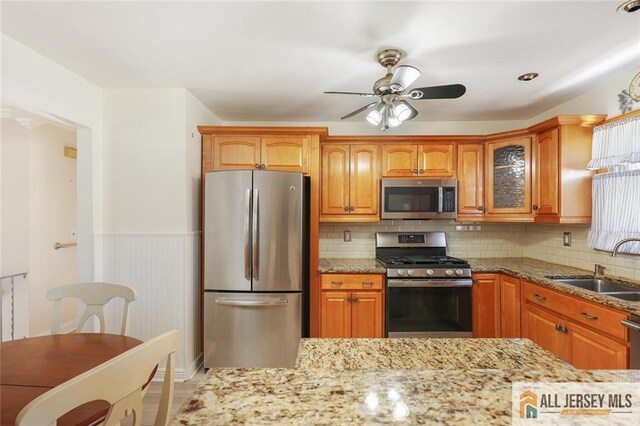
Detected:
left=2, top=1, right=639, bottom=122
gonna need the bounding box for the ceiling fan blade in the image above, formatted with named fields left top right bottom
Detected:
left=406, top=84, right=466, bottom=100
left=324, top=91, right=377, bottom=97
left=341, top=102, right=378, bottom=120
left=389, top=65, right=421, bottom=92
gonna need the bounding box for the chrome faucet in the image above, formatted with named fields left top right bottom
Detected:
left=611, top=238, right=640, bottom=257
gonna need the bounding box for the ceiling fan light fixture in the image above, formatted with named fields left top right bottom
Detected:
left=387, top=114, right=401, bottom=128
left=393, top=102, right=412, bottom=121
left=366, top=104, right=384, bottom=126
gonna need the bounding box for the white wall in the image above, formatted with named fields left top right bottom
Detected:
left=101, top=88, right=217, bottom=380
left=1, top=119, right=30, bottom=339
left=28, top=124, right=78, bottom=336
left=1, top=34, right=102, bottom=285
left=526, top=68, right=639, bottom=125
left=1, top=120, right=77, bottom=338
left=222, top=118, right=527, bottom=136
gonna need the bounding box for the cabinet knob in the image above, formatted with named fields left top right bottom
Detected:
left=349, top=205, right=355, bottom=212
left=478, top=206, right=484, bottom=211
left=419, top=169, right=424, bottom=174
left=533, top=204, right=539, bottom=210
left=260, top=164, right=266, bottom=170
left=344, top=206, right=350, bottom=212
left=255, top=163, right=261, bottom=169
left=352, top=297, right=359, bottom=302
left=413, top=169, right=418, bottom=175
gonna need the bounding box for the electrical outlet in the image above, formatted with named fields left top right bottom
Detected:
left=344, top=230, right=352, bottom=242
left=563, top=232, right=572, bottom=247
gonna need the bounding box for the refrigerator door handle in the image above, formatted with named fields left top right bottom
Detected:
left=252, top=189, right=259, bottom=280
left=214, top=298, right=288, bottom=307
left=244, top=189, right=251, bottom=280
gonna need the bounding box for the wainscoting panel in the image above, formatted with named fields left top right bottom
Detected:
left=101, top=232, right=201, bottom=381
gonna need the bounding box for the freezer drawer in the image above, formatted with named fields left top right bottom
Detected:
left=204, top=292, right=301, bottom=368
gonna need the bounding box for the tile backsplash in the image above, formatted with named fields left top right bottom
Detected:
left=320, top=220, right=525, bottom=259
left=319, top=221, right=640, bottom=280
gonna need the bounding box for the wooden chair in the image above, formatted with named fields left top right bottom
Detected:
left=16, top=330, right=182, bottom=426
left=46, top=282, right=137, bottom=335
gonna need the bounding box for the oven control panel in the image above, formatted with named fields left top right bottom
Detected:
left=387, top=268, right=472, bottom=278
left=398, top=234, right=425, bottom=244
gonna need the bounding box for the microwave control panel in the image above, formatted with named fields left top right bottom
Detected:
left=442, top=187, right=456, bottom=212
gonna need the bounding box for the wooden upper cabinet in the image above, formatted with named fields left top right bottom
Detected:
left=472, top=273, right=500, bottom=338
left=321, top=144, right=350, bottom=215
left=261, top=136, right=309, bottom=173
left=484, top=135, right=534, bottom=219
left=418, top=143, right=456, bottom=177
left=457, top=144, right=484, bottom=218
left=211, top=136, right=261, bottom=171
left=528, top=115, right=606, bottom=224
left=381, top=144, right=418, bottom=177
left=349, top=145, right=379, bottom=215
left=534, top=128, right=559, bottom=216
left=321, top=143, right=379, bottom=221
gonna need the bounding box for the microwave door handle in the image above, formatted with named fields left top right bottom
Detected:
left=438, top=187, right=443, bottom=213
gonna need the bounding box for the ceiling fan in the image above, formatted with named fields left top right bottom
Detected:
left=324, top=48, right=466, bottom=130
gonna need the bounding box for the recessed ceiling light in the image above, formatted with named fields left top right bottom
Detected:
left=517, top=72, right=539, bottom=81
left=618, top=0, right=640, bottom=13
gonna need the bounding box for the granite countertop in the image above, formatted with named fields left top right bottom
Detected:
left=172, top=368, right=639, bottom=425
left=468, top=258, right=640, bottom=316
left=318, top=258, right=386, bottom=274
left=295, top=338, right=569, bottom=370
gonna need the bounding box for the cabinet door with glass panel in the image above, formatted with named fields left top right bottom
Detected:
left=484, top=135, right=534, bottom=218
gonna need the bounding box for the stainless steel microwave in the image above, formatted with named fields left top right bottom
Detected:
left=381, top=178, right=458, bottom=220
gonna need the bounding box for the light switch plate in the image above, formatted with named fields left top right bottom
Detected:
left=563, top=232, right=572, bottom=247
left=344, top=230, right=352, bottom=242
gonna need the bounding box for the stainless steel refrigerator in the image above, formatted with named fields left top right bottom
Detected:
left=203, top=170, right=309, bottom=368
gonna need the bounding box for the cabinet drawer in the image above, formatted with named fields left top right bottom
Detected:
left=321, top=274, right=383, bottom=290
left=523, top=282, right=628, bottom=341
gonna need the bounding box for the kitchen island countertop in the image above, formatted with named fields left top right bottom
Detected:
left=295, top=337, right=568, bottom=370
left=171, top=367, right=639, bottom=425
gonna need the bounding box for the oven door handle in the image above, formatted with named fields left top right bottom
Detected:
left=387, top=279, right=473, bottom=288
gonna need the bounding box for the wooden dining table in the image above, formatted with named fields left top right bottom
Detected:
left=1, top=333, right=143, bottom=425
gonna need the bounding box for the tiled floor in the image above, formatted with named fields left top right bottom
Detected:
left=122, top=369, right=205, bottom=425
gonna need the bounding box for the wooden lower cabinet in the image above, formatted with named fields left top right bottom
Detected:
left=319, top=273, right=384, bottom=338
left=522, top=281, right=630, bottom=369
left=500, top=275, right=521, bottom=337
left=320, top=291, right=352, bottom=338
left=522, top=302, right=569, bottom=361
left=472, top=274, right=500, bottom=337
left=568, top=320, right=628, bottom=369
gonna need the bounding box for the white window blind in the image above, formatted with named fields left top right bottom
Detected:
left=587, top=114, right=640, bottom=170
left=587, top=169, right=640, bottom=254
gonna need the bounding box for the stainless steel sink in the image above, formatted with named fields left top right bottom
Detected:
left=602, top=292, right=640, bottom=302
left=552, top=278, right=638, bottom=293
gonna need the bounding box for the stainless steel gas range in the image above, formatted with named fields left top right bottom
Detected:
left=376, top=232, right=472, bottom=338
